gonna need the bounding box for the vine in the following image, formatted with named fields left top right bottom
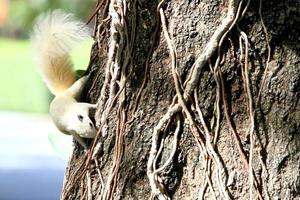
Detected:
left=61, top=0, right=136, bottom=199
left=147, top=0, right=269, bottom=199
left=61, top=0, right=273, bottom=199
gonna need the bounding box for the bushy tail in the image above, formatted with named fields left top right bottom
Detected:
left=31, top=10, right=90, bottom=95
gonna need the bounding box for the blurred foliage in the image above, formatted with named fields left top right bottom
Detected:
left=0, top=38, right=94, bottom=113
left=0, top=38, right=48, bottom=112
left=0, top=0, right=95, bottom=113
left=4, top=0, right=96, bottom=38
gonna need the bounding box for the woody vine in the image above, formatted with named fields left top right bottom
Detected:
left=61, top=0, right=272, bottom=199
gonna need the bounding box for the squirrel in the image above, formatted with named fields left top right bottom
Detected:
left=31, top=10, right=97, bottom=149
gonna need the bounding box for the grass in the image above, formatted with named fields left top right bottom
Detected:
left=0, top=38, right=93, bottom=113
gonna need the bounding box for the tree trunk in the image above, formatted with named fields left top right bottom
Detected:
left=61, top=0, right=300, bottom=199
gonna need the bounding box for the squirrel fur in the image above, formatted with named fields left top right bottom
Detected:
left=32, top=10, right=97, bottom=148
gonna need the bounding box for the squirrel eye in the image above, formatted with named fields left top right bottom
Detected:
left=77, top=114, right=84, bottom=122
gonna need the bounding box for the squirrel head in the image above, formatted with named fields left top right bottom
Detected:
left=49, top=96, right=97, bottom=139
left=71, top=105, right=97, bottom=138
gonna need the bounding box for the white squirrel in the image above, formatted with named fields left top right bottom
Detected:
left=31, top=10, right=97, bottom=148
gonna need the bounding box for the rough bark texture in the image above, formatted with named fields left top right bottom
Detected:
left=61, top=0, right=300, bottom=199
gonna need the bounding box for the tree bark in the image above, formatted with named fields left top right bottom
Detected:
left=61, top=0, right=300, bottom=199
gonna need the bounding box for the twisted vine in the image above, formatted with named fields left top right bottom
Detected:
left=61, top=0, right=272, bottom=199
